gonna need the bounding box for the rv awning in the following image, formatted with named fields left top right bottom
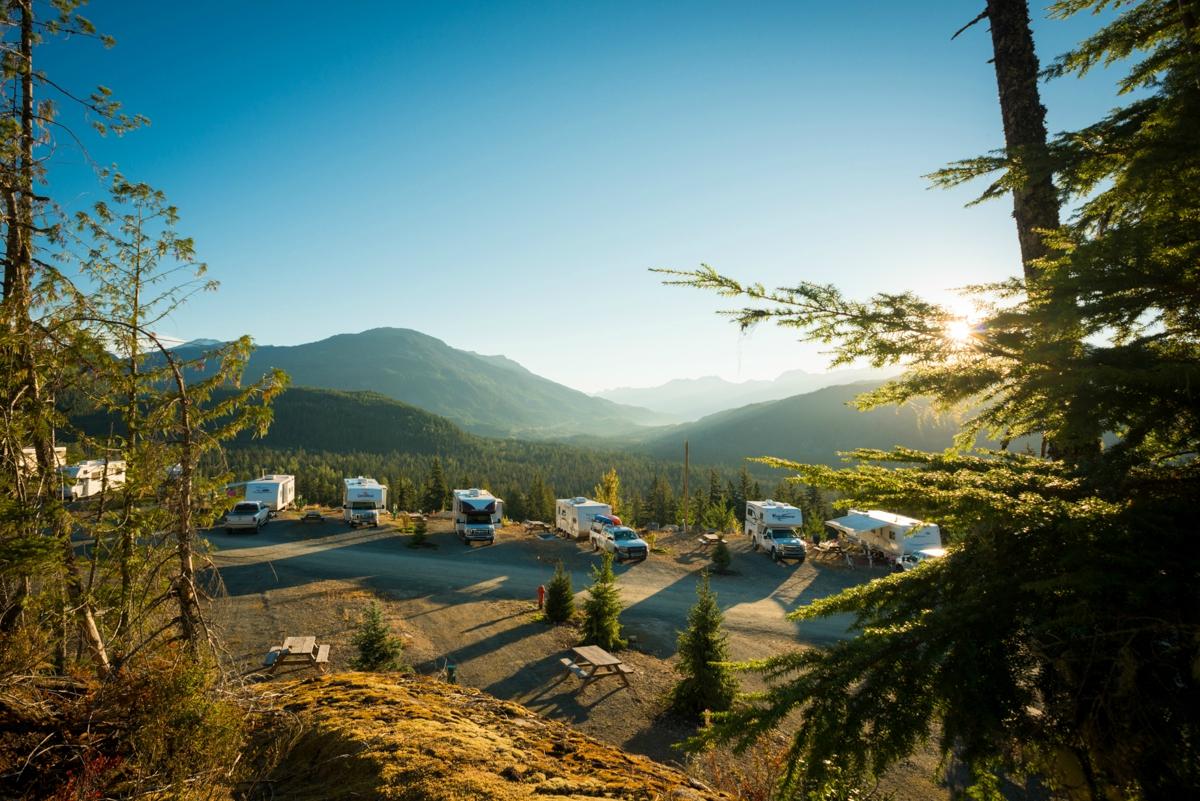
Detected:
left=825, top=513, right=891, bottom=533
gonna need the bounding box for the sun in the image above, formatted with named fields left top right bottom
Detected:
left=945, top=318, right=975, bottom=344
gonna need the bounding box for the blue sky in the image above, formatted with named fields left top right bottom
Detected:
left=44, top=1, right=1120, bottom=393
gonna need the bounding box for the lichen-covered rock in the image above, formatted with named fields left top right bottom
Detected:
left=250, top=672, right=729, bottom=801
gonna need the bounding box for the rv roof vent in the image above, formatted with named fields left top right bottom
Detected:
left=574, top=497, right=587, bottom=504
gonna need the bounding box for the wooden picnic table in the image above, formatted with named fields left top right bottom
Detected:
left=696, top=532, right=727, bottom=548
left=560, top=645, right=633, bottom=688
left=265, top=635, right=330, bottom=674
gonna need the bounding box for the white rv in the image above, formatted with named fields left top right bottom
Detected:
left=744, top=499, right=807, bottom=563
left=343, top=477, right=387, bottom=528
left=824, top=508, right=942, bottom=562
left=452, top=488, right=504, bottom=544
left=244, top=474, right=296, bottom=514
left=20, top=446, right=67, bottom=477
left=555, top=497, right=612, bottom=540
left=61, top=459, right=127, bottom=500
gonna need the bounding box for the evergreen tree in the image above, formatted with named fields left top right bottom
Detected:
left=423, top=457, right=448, bottom=512
left=669, top=572, right=737, bottom=719
left=705, top=468, right=723, bottom=509
left=527, top=471, right=555, bottom=522
left=710, top=539, right=732, bottom=574
left=581, top=552, right=625, bottom=651
left=647, top=474, right=676, bottom=526
left=543, top=560, right=574, bottom=624
left=592, top=467, right=621, bottom=515
left=351, top=600, right=404, bottom=671
left=663, top=2, right=1200, bottom=796
left=735, top=466, right=754, bottom=521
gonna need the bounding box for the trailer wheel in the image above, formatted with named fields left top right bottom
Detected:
left=771, top=548, right=779, bottom=562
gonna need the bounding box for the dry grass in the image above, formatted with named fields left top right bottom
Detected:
left=239, top=671, right=729, bottom=801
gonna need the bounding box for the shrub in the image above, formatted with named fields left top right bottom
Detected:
left=408, top=516, right=427, bottom=547
left=543, top=560, right=574, bottom=624
left=581, top=552, right=625, bottom=651
left=670, top=571, right=737, bottom=719
left=351, top=601, right=404, bottom=671
left=711, top=539, right=732, bottom=573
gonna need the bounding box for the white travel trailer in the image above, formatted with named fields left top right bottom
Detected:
left=555, top=497, right=612, bottom=540
left=20, top=446, right=67, bottom=477
left=824, top=508, right=942, bottom=563
left=61, top=459, right=126, bottom=500
left=744, top=499, right=807, bottom=562
left=343, top=477, right=387, bottom=528
left=244, top=474, right=296, bottom=514
left=452, top=488, right=504, bottom=544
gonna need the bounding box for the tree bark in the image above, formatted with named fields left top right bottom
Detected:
left=985, top=0, right=1061, bottom=282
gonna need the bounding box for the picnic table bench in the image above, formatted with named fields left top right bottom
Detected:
left=264, top=635, right=331, bottom=674
left=523, top=520, right=552, bottom=533
left=696, top=533, right=727, bottom=549
left=559, top=645, right=632, bottom=689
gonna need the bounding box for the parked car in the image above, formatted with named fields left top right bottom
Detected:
left=225, top=501, right=270, bottom=534
left=300, top=509, right=324, bottom=523
left=589, top=520, right=649, bottom=562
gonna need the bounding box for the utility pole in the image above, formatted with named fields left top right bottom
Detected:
left=682, top=440, right=689, bottom=535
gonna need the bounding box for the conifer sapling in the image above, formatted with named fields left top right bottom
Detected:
left=351, top=600, right=404, bottom=671
left=543, top=560, right=575, bottom=624
left=670, top=571, right=737, bottom=719
left=581, top=552, right=626, bottom=651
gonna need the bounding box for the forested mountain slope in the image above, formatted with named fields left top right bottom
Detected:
left=226, top=328, right=665, bottom=437
left=636, top=382, right=969, bottom=466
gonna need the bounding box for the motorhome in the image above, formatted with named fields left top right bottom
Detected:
left=555, top=497, right=612, bottom=540
left=824, top=508, right=942, bottom=563
left=244, top=474, right=296, bottom=514
left=452, top=488, right=504, bottom=544
left=744, top=499, right=807, bottom=563
left=343, top=477, right=387, bottom=528
left=61, top=459, right=126, bottom=500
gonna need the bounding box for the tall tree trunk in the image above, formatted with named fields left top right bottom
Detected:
left=2, top=0, right=111, bottom=676
left=985, top=0, right=1060, bottom=281
left=984, top=0, right=1099, bottom=465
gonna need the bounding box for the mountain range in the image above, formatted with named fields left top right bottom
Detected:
left=596, top=366, right=901, bottom=422
left=632, top=381, right=963, bottom=467
left=161, top=328, right=975, bottom=471
left=193, top=328, right=669, bottom=438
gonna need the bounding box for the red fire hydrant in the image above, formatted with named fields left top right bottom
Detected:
left=537, top=584, right=546, bottom=609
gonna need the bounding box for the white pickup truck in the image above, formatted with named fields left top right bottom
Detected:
left=589, top=516, right=649, bottom=562
left=224, top=501, right=269, bottom=534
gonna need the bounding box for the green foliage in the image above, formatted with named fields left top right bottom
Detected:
left=351, top=600, right=405, bottom=671
left=581, top=552, right=625, bottom=651
left=701, top=501, right=738, bottom=533
left=543, top=560, right=574, bottom=624
left=665, top=3, right=1200, bottom=798
left=592, top=467, right=621, bottom=515
left=423, top=457, right=449, bottom=512
left=670, top=572, right=737, bottom=719
left=710, top=539, right=732, bottom=573
left=408, top=516, right=428, bottom=548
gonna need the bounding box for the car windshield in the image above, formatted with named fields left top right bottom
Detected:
left=768, top=528, right=795, bottom=539
left=350, top=501, right=377, bottom=510
left=233, top=503, right=259, bottom=514
left=613, top=529, right=637, bottom=541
